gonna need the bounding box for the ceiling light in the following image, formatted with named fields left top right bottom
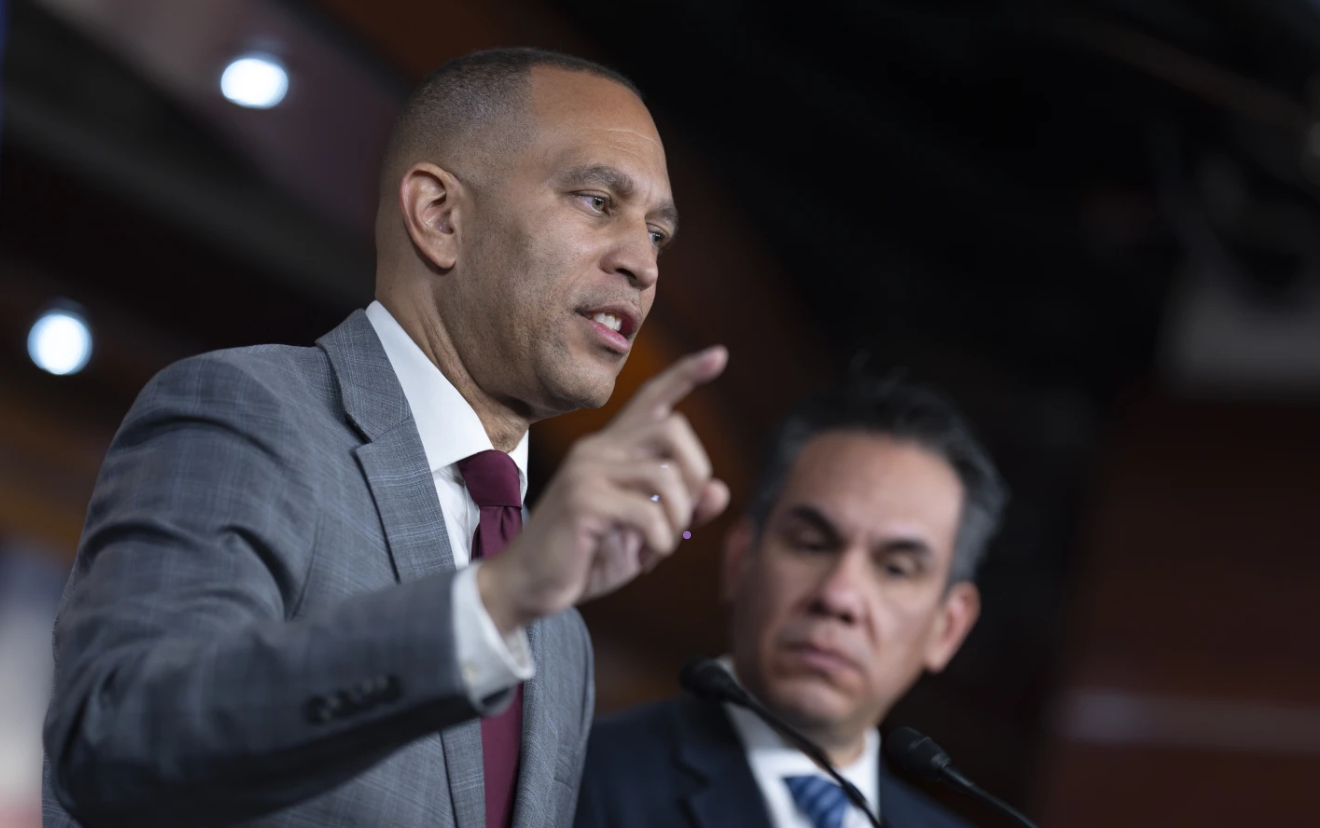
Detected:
left=28, top=308, right=92, bottom=376
left=220, top=53, right=289, bottom=109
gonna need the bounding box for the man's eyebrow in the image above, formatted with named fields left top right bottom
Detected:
left=654, top=201, right=680, bottom=238
left=784, top=504, right=935, bottom=559
left=559, top=164, right=636, bottom=196
left=559, top=164, right=680, bottom=234
left=781, top=504, right=844, bottom=545
left=873, top=537, right=934, bottom=558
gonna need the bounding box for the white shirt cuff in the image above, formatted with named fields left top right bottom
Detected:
left=452, top=562, right=534, bottom=705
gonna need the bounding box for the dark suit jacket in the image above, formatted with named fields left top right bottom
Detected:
left=574, top=696, right=972, bottom=828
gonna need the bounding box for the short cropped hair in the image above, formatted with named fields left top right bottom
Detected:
left=747, top=375, right=1009, bottom=584
left=381, top=47, right=641, bottom=188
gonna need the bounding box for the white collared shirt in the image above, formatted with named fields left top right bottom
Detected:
left=365, top=301, right=533, bottom=703
left=720, top=658, right=881, bottom=828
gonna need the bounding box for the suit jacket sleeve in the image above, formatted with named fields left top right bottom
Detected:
left=44, top=355, right=485, bottom=828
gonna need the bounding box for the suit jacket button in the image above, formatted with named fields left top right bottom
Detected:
left=304, top=696, right=333, bottom=724
left=335, top=690, right=357, bottom=715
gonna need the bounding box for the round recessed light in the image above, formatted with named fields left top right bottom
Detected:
left=220, top=53, right=289, bottom=109
left=28, top=308, right=92, bottom=376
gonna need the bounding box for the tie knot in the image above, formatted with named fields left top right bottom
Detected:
left=457, top=450, right=522, bottom=509
left=784, top=775, right=850, bottom=828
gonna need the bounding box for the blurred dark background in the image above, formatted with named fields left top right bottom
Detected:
left=3, top=1, right=1319, bottom=825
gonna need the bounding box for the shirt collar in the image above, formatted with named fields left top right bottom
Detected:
left=716, top=656, right=881, bottom=807
left=365, top=301, right=529, bottom=496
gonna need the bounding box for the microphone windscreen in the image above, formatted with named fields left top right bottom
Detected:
left=679, top=657, right=742, bottom=703
left=884, top=727, right=951, bottom=778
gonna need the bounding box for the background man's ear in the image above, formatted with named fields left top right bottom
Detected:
left=923, top=581, right=981, bottom=673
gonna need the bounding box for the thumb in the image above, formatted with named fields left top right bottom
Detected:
left=691, top=478, right=731, bottom=528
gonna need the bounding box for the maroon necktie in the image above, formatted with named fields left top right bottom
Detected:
left=457, top=449, right=524, bottom=828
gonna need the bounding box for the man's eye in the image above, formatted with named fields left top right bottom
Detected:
left=881, top=557, right=918, bottom=578
left=791, top=536, right=829, bottom=552
left=579, top=195, right=608, bottom=212
left=650, top=230, right=667, bottom=246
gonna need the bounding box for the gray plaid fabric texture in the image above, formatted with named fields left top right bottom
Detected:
left=40, top=311, right=594, bottom=828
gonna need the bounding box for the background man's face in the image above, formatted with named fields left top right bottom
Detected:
left=727, top=431, right=981, bottom=744
left=451, top=67, right=676, bottom=417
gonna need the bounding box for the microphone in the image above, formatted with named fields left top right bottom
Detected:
left=884, top=726, right=1040, bottom=828
left=680, top=657, right=883, bottom=828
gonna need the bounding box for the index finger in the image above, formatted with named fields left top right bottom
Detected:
left=612, top=345, right=728, bottom=430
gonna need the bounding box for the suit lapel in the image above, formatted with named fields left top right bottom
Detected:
left=879, top=756, right=932, bottom=828
left=509, top=621, right=561, bottom=828
left=353, top=427, right=456, bottom=580
left=320, top=310, right=459, bottom=588
left=880, top=755, right=890, bottom=827
left=320, top=312, right=483, bottom=828
left=673, top=697, right=773, bottom=828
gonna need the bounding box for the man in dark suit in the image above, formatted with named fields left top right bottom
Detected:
left=42, top=48, right=729, bottom=828
left=575, top=377, right=1008, bottom=828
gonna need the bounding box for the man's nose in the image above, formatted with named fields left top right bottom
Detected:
left=603, top=223, right=660, bottom=290
left=806, top=549, right=868, bottom=625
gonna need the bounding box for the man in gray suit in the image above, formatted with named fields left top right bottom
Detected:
left=42, top=48, right=728, bottom=828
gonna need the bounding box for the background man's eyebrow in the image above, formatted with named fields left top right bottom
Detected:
left=874, top=538, right=934, bottom=557
left=783, top=504, right=844, bottom=542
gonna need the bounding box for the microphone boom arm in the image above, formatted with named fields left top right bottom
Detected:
left=680, top=657, right=883, bottom=828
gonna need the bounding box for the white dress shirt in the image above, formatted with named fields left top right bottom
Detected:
left=719, top=658, right=881, bottom=828
left=365, top=301, right=534, bottom=704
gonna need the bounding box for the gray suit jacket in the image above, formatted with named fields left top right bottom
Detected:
left=41, top=311, right=594, bottom=828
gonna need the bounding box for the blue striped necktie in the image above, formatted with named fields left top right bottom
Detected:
left=784, top=775, right=850, bottom=828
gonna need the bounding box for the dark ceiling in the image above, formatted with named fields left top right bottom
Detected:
left=551, top=0, right=1320, bottom=395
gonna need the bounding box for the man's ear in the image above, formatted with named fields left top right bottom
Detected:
left=922, top=581, right=981, bottom=673
left=398, top=162, right=462, bottom=271
left=721, top=516, right=756, bottom=602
